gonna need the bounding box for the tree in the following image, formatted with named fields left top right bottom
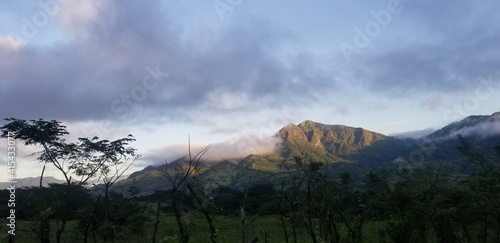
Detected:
left=186, top=180, right=218, bottom=243
left=1, top=118, right=68, bottom=243
left=164, top=138, right=211, bottom=243
left=281, top=156, right=324, bottom=243
left=0, top=118, right=138, bottom=243
left=46, top=183, right=93, bottom=240
left=95, top=137, right=140, bottom=243
left=239, top=178, right=251, bottom=243
left=151, top=189, right=166, bottom=243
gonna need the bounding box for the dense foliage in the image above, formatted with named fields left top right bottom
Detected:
left=1, top=148, right=499, bottom=242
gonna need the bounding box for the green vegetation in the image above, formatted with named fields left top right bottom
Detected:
left=0, top=213, right=316, bottom=243
left=1, top=155, right=500, bottom=242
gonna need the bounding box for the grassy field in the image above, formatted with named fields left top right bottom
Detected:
left=0, top=213, right=322, bottom=243
left=4, top=212, right=467, bottom=242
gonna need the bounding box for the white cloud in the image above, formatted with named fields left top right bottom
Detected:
left=390, top=128, right=435, bottom=139
left=0, top=35, right=23, bottom=51
left=139, top=133, right=281, bottom=166
left=56, top=0, right=111, bottom=40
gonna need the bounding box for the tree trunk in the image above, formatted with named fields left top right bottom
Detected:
left=105, top=184, right=111, bottom=221
left=279, top=213, right=288, bottom=243
left=56, top=226, right=65, bottom=243
left=330, top=209, right=340, bottom=243
left=335, top=206, right=356, bottom=242
left=240, top=206, right=246, bottom=243
left=240, top=181, right=251, bottom=243
left=483, top=213, right=488, bottom=243
left=151, top=192, right=162, bottom=243
left=40, top=220, right=51, bottom=243
left=288, top=204, right=298, bottom=243
left=39, top=165, right=51, bottom=243
left=278, top=181, right=289, bottom=243
left=55, top=181, right=74, bottom=243
left=101, top=183, right=116, bottom=243
left=91, top=196, right=101, bottom=243
left=306, top=184, right=318, bottom=243
left=83, top=222, right=89, bottom=243
left=187, top=183, right=217, bottom=243
left=172, top=190, right=188, bottom=243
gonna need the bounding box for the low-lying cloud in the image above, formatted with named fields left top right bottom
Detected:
left=390, top=128, right=436, bottom=139
left=444, top=120, right=500, bottom=141
left=138, top=134, right=282, bottom=167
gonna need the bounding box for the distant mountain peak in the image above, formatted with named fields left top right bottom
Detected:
left=275, top=120, right=388, bottom=161
left=276, top=123, right=307, bottom=141
left=298, top=120, right=321, bottom=127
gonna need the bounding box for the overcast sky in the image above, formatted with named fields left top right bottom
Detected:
left=1, top=0, right=500, bottom=181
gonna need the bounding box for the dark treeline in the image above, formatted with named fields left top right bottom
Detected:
left=0, top=185, right=150, bottom=242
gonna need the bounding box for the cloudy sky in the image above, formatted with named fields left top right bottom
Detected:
left=1, top=0, right=500, bottom=181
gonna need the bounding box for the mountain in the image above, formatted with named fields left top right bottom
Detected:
left=276, top=120, right=388, bottom=162
left=112, top=120, right=401, bottom=195
left=0, top=176, right=65, bottom=189
left=421, top=112, right=500, bottom=172
left=109, top=114, right=500, bottom=196
left=427, top=112, right=500, bottom=141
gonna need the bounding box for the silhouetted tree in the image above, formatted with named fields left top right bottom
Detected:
left=1, top=118, right=138, bottom=243
left=151, top=190, right=166, bottom=243
left=187, top=180, right=218, bottom=243
left=1, top=118, right=68, bottom=243
left=164, top=138, right=211, bottom=243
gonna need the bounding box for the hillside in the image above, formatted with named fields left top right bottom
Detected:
left=422, top=112, right=500, bottom=172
